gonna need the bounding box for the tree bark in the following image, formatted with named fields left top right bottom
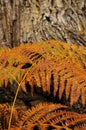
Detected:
left=0, top=0, right=86, bottom=48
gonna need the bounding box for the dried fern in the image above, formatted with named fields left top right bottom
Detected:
left=8, top=103, right=86, bottom=130
left=9, top=124, right=72, bottom=130
left=0, top=103, right=86, bottom=130
left=0, top=103, right=18, bottom=129
left=0, top=40, right=86, bottom=106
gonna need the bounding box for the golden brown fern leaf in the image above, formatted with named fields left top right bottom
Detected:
left=10, top=103, right=86, bottom=130
left=18, top=41, right=86, bottom=106
left=0, top=40, right=86, bottom=105
left=0, top=45, right=33, bottom=88
left=9, top=124, right=72, bottom=130
left=20, top=40, right=86, bottom=105
left=74, top=123, right=86, bottom=130
left=0, top=103, right=70, bottom=130
left=25, top=55, right=86, bottom=106
left=0, top=103, right=86, bottom=130
left=0, top=41, right=46, bottom=88
left=0, top=103, right=18, bottom=129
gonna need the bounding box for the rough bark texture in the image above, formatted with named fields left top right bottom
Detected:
left=0, top=0, right=86, bottom=48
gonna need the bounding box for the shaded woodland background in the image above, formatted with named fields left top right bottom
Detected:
left=0, top=0, right=86, bottom=48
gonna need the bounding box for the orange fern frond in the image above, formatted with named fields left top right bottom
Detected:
left=0, top=40, right=86, bottom=105
left=0, top=103, right=86, bottom=130
left=9, top=124, right=72, bottom=130
left=11, top=103, right=86, bottom=130
left=25, top=56, right=86, bottom=105
left=74, top=123, right=86, bottom=130
left=0, top=103, right=18, bottom=129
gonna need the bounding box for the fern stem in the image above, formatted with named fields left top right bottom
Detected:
left=8, top=55, right=43, bottom=130
left=8, top=71, right=28, bottom=130
left=8, top=83, right=21, bottom=130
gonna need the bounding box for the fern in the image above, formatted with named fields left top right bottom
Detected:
left=0, top=103, right=86, bottom=130
left=74, top=123, right=86, bottom=130
left=0, top=40, right=86, bottom=105
left=0, top=103, right=18, bottom=129
left=25, top=55, right=86, bottom=105
left=8, top=103, right=86, bottom=130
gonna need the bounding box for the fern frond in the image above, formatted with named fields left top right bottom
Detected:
left=9, top=124, right=72, bottom=130
left=26, top=56, right=86, bottom=105
left=74, top=123, right=86, bottom=130
left=0, top=103, right=86, bottom=130
left=0, top=40, right=86, bottom=105
left=0, top=103, right=18, bottom=129
left=15, top=103, right=86, bottom=130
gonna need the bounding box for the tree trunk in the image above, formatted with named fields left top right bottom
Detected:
left=0, top=0, right=86, bottom=48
